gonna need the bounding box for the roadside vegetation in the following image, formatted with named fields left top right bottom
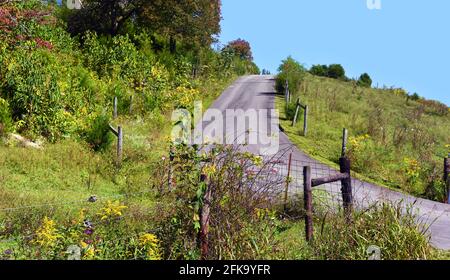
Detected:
left=277, top=57, right=450, bottom=202
left=0, top=1, right=445, bottom=260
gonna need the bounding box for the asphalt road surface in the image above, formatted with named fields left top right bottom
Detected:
left=201, top=75, right=450, bottom=250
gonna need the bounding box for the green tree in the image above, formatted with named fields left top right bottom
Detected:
left=276, top=56, right=306, bottom=94
left=327, top=64, right=346, bottom=80
left=357, top=73, right=372, bottom=88
left=139, top=0, right=221, bottom=52
left=310, top=64, right=329, bottom=77
left=66, top=0, right=146, bottom=36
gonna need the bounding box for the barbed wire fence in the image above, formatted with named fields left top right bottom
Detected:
left=1, top=135, right=448, bottom=259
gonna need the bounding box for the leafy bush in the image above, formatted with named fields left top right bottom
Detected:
left=83, top=114, right=113, bottom=152
left=310, top=64, right=347, bottom=81
left=2, top=49, right=70, bottom=141
left=357, top=73, right=372, bottom=88
left=309, top=64, right=328, bottom=77
left=285, top=101, right=299, bottom=121
left=0, top=98, right=12, bottom=137
left=224, top=38, right=254, bottom=61
left=327, top=64, right=346, bottom=80
left=409, top=92, right=421, bottom=101
left=156, top=145, right=284, bottom=260
left=419, top=99, right=448, bottom=116
left=276, top=56, right=306, bottom=94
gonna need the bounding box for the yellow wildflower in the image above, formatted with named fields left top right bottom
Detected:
left=403, top=158, right=421, bottom=180
left=139, top=233, right=162, bottom=260
left=97, top=201, right=127, bottom=221
left=34, top=217, right=62, bottom=248
left=203, top=164, right=217, bottom=176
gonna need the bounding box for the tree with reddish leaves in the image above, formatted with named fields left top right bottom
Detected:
left=224, top=39, right=254, bottom=61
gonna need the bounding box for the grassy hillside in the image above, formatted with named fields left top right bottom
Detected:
left=277, top=60, right=450, bottom=201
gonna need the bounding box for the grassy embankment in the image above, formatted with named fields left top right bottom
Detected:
left=277, top=73, right=450, bottom=201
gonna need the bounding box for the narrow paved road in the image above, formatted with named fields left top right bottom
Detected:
left=203, top=75, right=450, bottom=250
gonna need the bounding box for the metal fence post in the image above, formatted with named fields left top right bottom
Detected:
left=303, top=166, right=313, bottom=242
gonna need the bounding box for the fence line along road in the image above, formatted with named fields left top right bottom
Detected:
left=202, top=75, right=450, bottom=250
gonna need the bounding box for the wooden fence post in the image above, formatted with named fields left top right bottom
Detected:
left=445, top=155, right=450, bottom=204
left=199, top=173, right=212, bottom=260
left=285, top=80, right=290, bottom=104
left=117, top=126, right=123, bottom=167
left=113, top=96, right=118, bottom=119
left=284, top=153, right=293, bottom=211
left=129, top=95, right=133, bottom=115
left=303, top=105, right=308, bottom=137
left=168, top=146, right=175, bottom=191
left=341, top=128, right=348, bottom=157
left=292, top=99, right=301, bottom=126
left=339, top=157, right=353, bottom=221
left=303, top=166, right=313, bottom=242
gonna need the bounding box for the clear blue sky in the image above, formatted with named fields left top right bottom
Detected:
left=218, top=0, right=450, bottom=105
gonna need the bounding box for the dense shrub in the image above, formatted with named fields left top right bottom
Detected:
left=83, top=113, right=113, bottom=152
left=327, top=64, right=346, bottom=80
left=357, top=73, right=372, bottom=88
left=276, top=56, right=306, bottom=94
left=224, top=38, right=253, bottom=61
left=0, top=98, right=12, bottom=137
left=309, top=64, right=328, bottom=77
left=156, top=145, right=284, bottom=260
left=408, top=92, right=421, bottom=101
left=419, top=99, right=448, bottom=116
left=309, top=64, right=347, bottom=81
left=3, top=49, right=69, bottom=141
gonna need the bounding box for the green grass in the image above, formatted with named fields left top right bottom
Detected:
left=0, top=75, right=237, bottom=259
left=277, top=73, right=450, bottom=200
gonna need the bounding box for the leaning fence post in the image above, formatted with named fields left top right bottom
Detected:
left=339, top=157, right=353, bottom=221
left=117, top=126, right=123, bottom=167
left=303, top=105, right=309, bottom=137
left=199, top=173, right=212, bottom=260
left=285, top=80, right=290, bottom=105
left=113, top=96, right=118, bottom=119
left=303, top=166, right=313, bottom=242
left=284, top=153, right=293, bottom=211
left=341, top=128, right=348, bottom=157
left=445, top=155, right=450, bottom=204
left=292, top=99, right=301, bottom=126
